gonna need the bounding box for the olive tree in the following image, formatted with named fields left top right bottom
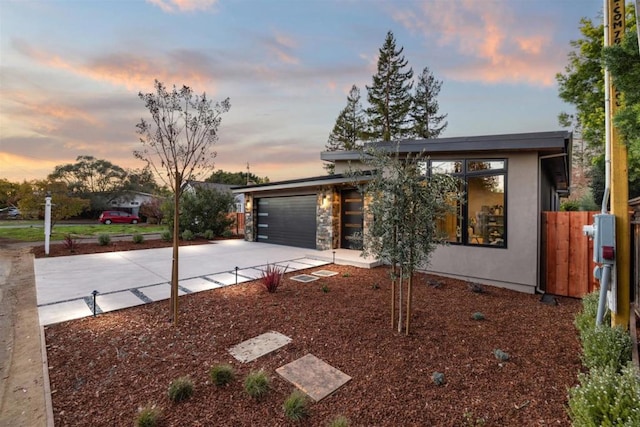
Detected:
left=353, top=143, right=461, bottom=334
left=135, top=79, right=230, bottom=324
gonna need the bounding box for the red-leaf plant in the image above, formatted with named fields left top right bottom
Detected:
left=260, top=264, right=287, bottom=293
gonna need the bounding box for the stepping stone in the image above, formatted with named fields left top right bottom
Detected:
left=312, top=270, right=339, bottom=277
left=228, top=331, right=292, bottom=363
left=276, top=354, right=351, bottom=402
left=290, top=274, right=319, bottom=283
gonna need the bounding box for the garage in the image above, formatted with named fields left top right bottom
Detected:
left=256, top=195, right=317, bottom=249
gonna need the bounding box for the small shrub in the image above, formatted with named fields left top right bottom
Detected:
left=204, top=229, right=214, bottom=240
left=222, top=229, right=233, bottom=238
left=568, top=364, right=640, bottom=426
left=209, top=364, right=235, bottom=387
left=560, top=200, right=580, bottom=211
left=471, top=312, right=485, bottom=321
left=168, top=376, right=194, bottom=402
left=493, top=349, right=510, bottom=361
left=580, top=325, right=632, bottom=372
left=283, top=389, right=309, bottom=421
left=321, top=283, right=330, bottom=293
left=63, top=234, right=77, bottom=252
left=432, top=372, right=446, bottom=386
left=342, top=272, right=351, bottom=278
left=329, top=415, right=350, bottom=427
left=97, top=233, right=111, bottom=246
left=136, top=403, right=161, bottom=427
left=244, top=370, right=270, bottom=399
left=132, top=233, right=144, bottom=244
left=260, top=264, right=286, bottom=293
left=371, top=282, right=380, bottom=290
left=181, top=229, right=194, bottom=241
left=574, top=290, right=608, bottom=337
left=161, top=230, right=172, bottom=241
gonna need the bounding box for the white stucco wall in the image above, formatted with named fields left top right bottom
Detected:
left=426, top=153, right=540, bottom=293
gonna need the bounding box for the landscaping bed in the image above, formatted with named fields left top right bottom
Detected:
left=44, top=265, right=583, bottom=426
left=31, top=237, right=226, bottom=258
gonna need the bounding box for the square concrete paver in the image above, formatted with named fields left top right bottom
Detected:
left=295, top=258, right=330, bottom=267
left=275, top=261, right=314, bottom=271
left=140, top=283, right=186, bottom=301
left=97, top=291, right=146, bottom=312
left=179, top=277, right=223, bottom=293
left=228, top=331, right=292, bottom=363
left=312, top=270, right=339, bottom=277
left=290, top=274, right=319, bottom=283
left=206, top=272, right=252, bottom=286
left=38, top=300, right=92, bottom=326
left=276, top=353, right=351, bottom=402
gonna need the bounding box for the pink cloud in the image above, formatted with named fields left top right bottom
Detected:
left=392, top=0, right=558, bottom=86
left=146, top=0, right=218, bottom=13
left=13, top=40, right=217, bottom=92
left=265, top=31, right=300, bottom=65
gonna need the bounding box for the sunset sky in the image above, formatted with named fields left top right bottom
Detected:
left=0, top=0, right=603, bottom=184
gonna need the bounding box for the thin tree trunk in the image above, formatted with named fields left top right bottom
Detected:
left=391, top=264, right=396, bottom=329
left=397, top=265, right=403, bottom=333
left=171, top=172, right=181, bottom=325
left=406, top=271, right=412, bottom=336
left=406, top=248, right=413, bottom=335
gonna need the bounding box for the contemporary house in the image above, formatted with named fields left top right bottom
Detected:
left=233, top=130, right=572, bottom=294
left=106, top=191, right=157, bottom=217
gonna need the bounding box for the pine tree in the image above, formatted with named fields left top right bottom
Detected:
left=411, top=66, right=448, bottom=139
left=365, top=31, right=414, bottom=141
left=324, top=85, right=365, bottom=174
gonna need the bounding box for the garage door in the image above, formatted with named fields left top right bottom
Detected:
left=256, top=195, right=317, bottom=249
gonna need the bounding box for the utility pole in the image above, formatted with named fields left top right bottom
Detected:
left=606, top=0, right=630, bottom=328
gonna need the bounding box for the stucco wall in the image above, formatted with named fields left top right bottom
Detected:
left=426, top=153, right=540, bottom=293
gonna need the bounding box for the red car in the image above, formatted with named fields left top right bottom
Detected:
left=99, top=211, right=140, bottom=225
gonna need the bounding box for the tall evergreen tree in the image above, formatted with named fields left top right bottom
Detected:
left=324, top=85, right=365, bottom=173
left=365, top=31, right=414, bottom=141
left=410, top=66, right=447, bottom=139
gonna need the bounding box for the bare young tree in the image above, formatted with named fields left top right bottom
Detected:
left=135, top=79, right=230, bottom=324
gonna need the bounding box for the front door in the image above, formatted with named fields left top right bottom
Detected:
left=341, top=189, right=363, bottom=250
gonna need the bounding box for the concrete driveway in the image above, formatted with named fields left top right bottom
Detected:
left=35, top=240, right=332, bottom=326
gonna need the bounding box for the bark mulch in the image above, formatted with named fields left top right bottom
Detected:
left=44, top=255, right=583, bottom=426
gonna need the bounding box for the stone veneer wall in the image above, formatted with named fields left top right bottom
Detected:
left=316, top=187, right=341, bottom=250
left=244, top=194, right=254, bottom=242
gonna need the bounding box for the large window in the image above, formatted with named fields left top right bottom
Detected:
left=430, top=159, right=507, bottom=248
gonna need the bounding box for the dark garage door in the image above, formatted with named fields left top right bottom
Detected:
left=256, top=195, right=317, bottom=249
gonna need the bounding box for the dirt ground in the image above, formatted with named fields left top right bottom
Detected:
left=0, top=245, right=47, bottom=427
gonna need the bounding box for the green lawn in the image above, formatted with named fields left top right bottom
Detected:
left=0, top=221, right=168, bottom=242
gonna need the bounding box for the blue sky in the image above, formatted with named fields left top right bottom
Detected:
left=0, top=0, right=603, bottom=183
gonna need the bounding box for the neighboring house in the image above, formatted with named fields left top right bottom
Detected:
left=106, top=191, right=157, bottom=217
left=183, top=180, right=245, bottom=213
left=233, top=130, right=572, bottom=294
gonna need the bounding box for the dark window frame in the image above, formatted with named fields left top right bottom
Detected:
left=429, top=159, right=508, bottom=249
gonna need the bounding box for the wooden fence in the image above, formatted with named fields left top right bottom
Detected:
left=541, top=211, right=598, bottom=298
left=228, top=212, right=245, bottom=236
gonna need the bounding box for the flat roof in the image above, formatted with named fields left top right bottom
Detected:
left=232, top=172, right=374, bottom=193
left=321, top=130, right=571, bottom=161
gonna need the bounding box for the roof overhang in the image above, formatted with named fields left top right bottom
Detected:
left=232, top=172, right=375, bottom=194
left=321, top=131, right=572, bottom=161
